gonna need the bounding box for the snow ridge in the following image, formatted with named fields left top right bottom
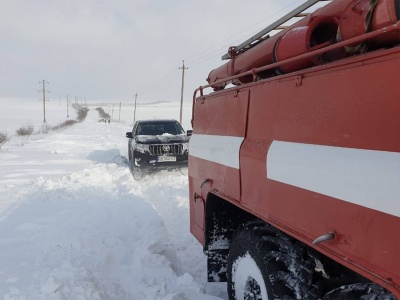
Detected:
left=0, top=113, right=225, bottom=299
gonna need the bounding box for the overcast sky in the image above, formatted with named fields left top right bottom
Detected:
left=0, top=0, right=304, bottom=103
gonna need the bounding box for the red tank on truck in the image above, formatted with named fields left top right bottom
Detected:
left=188, top=0, right=400, bottom=299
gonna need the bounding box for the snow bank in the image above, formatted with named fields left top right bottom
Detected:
left=0, top=109, right=226, bottom=299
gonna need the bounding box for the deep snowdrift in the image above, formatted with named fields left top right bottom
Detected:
left=0, top=109, right=226, bottom=299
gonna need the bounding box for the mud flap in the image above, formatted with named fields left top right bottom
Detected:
left=207, top=249, right=229, bottom=282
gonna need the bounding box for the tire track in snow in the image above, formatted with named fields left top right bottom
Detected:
left=1, top=151, right=225, bottom=299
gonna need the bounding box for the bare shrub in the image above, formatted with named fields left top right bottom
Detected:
left=76, top=107, right=89, bottom=122
left=39, top=124, right=51, bottom=134
left=0, top=131, right=9, bottom=148
left=16, top=124, right=34, bottom=136
left=95, top=107, right=111, bottom=120
left=63, top=120, right=78, bottom=126
left=51, top=120, right=77, bottom=131
left=72, top=103, right=90, bottom=122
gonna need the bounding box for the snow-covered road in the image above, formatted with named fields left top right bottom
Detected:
left=0, top=110, right=226, bottom=299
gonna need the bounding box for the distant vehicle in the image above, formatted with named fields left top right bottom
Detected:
left=126, top=119, right=192, bottom=180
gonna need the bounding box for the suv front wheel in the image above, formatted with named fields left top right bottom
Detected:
left=132, top=166, right=143, bottom=181
left=128, top=146, right=132, bottom=163
left=129, top=149, right=143, bottom=181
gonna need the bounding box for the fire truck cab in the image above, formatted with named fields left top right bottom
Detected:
left=189, top=0, right=400, bottom=299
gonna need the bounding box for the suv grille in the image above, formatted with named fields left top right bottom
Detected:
left=149, top=144, right=184, bottom=155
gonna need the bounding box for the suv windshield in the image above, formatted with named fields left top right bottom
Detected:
left=136, top=121, right=184, bottom=136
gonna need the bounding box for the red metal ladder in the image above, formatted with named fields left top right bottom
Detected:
left=221, top=0, right=333, bottom=60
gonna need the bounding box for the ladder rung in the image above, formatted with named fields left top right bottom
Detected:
left=222, top=0, right=332, bottom=60
left=296, top=13, right=311, bottom=17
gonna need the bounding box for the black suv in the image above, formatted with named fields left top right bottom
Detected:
left=126, top=119, right=192, bottom=179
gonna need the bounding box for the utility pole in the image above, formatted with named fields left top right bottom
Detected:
left=178, top=61, right=188, bottom=124
left=66, top=94, right=69, bottom=118
left=119, top=101, right=121, bottom=122
left=39, top=80, right=49, bottom=123
left=134, top=93, right=138, bottom=123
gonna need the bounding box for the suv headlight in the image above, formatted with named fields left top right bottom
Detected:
left=134, top=143, right=149, bottom=153
left=182, top=142, right=189, bottom=151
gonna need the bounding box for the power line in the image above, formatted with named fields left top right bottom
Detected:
left=0, top=68, right=34, bottom=94
left=137, top=66, right=178, bottom=97
left=0, top=53, right=37, bottom=92
left=184, top=0, right=303, bottom=65
left=138, top=72, right=181, bottom=99
left=133, top=1, right=307, bottom=101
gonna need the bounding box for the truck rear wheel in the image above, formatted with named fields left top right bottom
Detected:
left=227, top=221, right=321, bottom=300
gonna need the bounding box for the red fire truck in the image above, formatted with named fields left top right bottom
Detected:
left=188, top=0, right=400, bottom=299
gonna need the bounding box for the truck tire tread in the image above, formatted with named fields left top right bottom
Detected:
left=227, top=221, right=322, bottom=300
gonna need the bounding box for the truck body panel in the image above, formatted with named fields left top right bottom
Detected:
left=189, top=0, right=400, bottom=297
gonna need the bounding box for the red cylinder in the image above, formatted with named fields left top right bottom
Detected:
left=338, top=0, right=399, bottom=50
left=207, top=0, right=357, bottom=89
left=337, top=0, right=370, bottom=42
left=207, top=34, right=281, bottom=90
left=372, top=0, right=399, bottom=29
left=371, top=0, right=400, bottom=44
left=274, top=16, right=339, bottom=73
left=274, top=26, right=315, bottom=74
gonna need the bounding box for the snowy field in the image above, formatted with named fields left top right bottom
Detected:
left=0, top=98, right=226, bottom=299
left=0, top=98, right=193, bottom=134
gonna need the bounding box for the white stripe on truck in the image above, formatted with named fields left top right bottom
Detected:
left=267, top=141, right=400, bottom=217
left=189, top=134, right=244, bottom=169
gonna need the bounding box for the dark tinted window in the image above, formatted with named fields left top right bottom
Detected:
left=136, top=121, right=184, bottom=135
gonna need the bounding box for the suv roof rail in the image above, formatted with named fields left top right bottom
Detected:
left=221, top=0, right=332, bottom=60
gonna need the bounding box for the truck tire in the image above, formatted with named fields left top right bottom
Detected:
left=128, top=147, right=132, bottom=163
left=323, top=283, right=396, bottom=300
left=227, top=221, right=321, bottom=300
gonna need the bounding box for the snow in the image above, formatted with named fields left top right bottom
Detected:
left=0, top=98, right=226, bottom=299
left=231, top=253, right=268, bottom=300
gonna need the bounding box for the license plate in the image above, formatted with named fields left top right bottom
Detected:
left=158, top=156, right=176, bottom=162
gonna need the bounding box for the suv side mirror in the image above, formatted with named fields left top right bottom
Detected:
left=186, top=130, right=193, bottom=136
left=126, top=132, right=133, bottom=139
